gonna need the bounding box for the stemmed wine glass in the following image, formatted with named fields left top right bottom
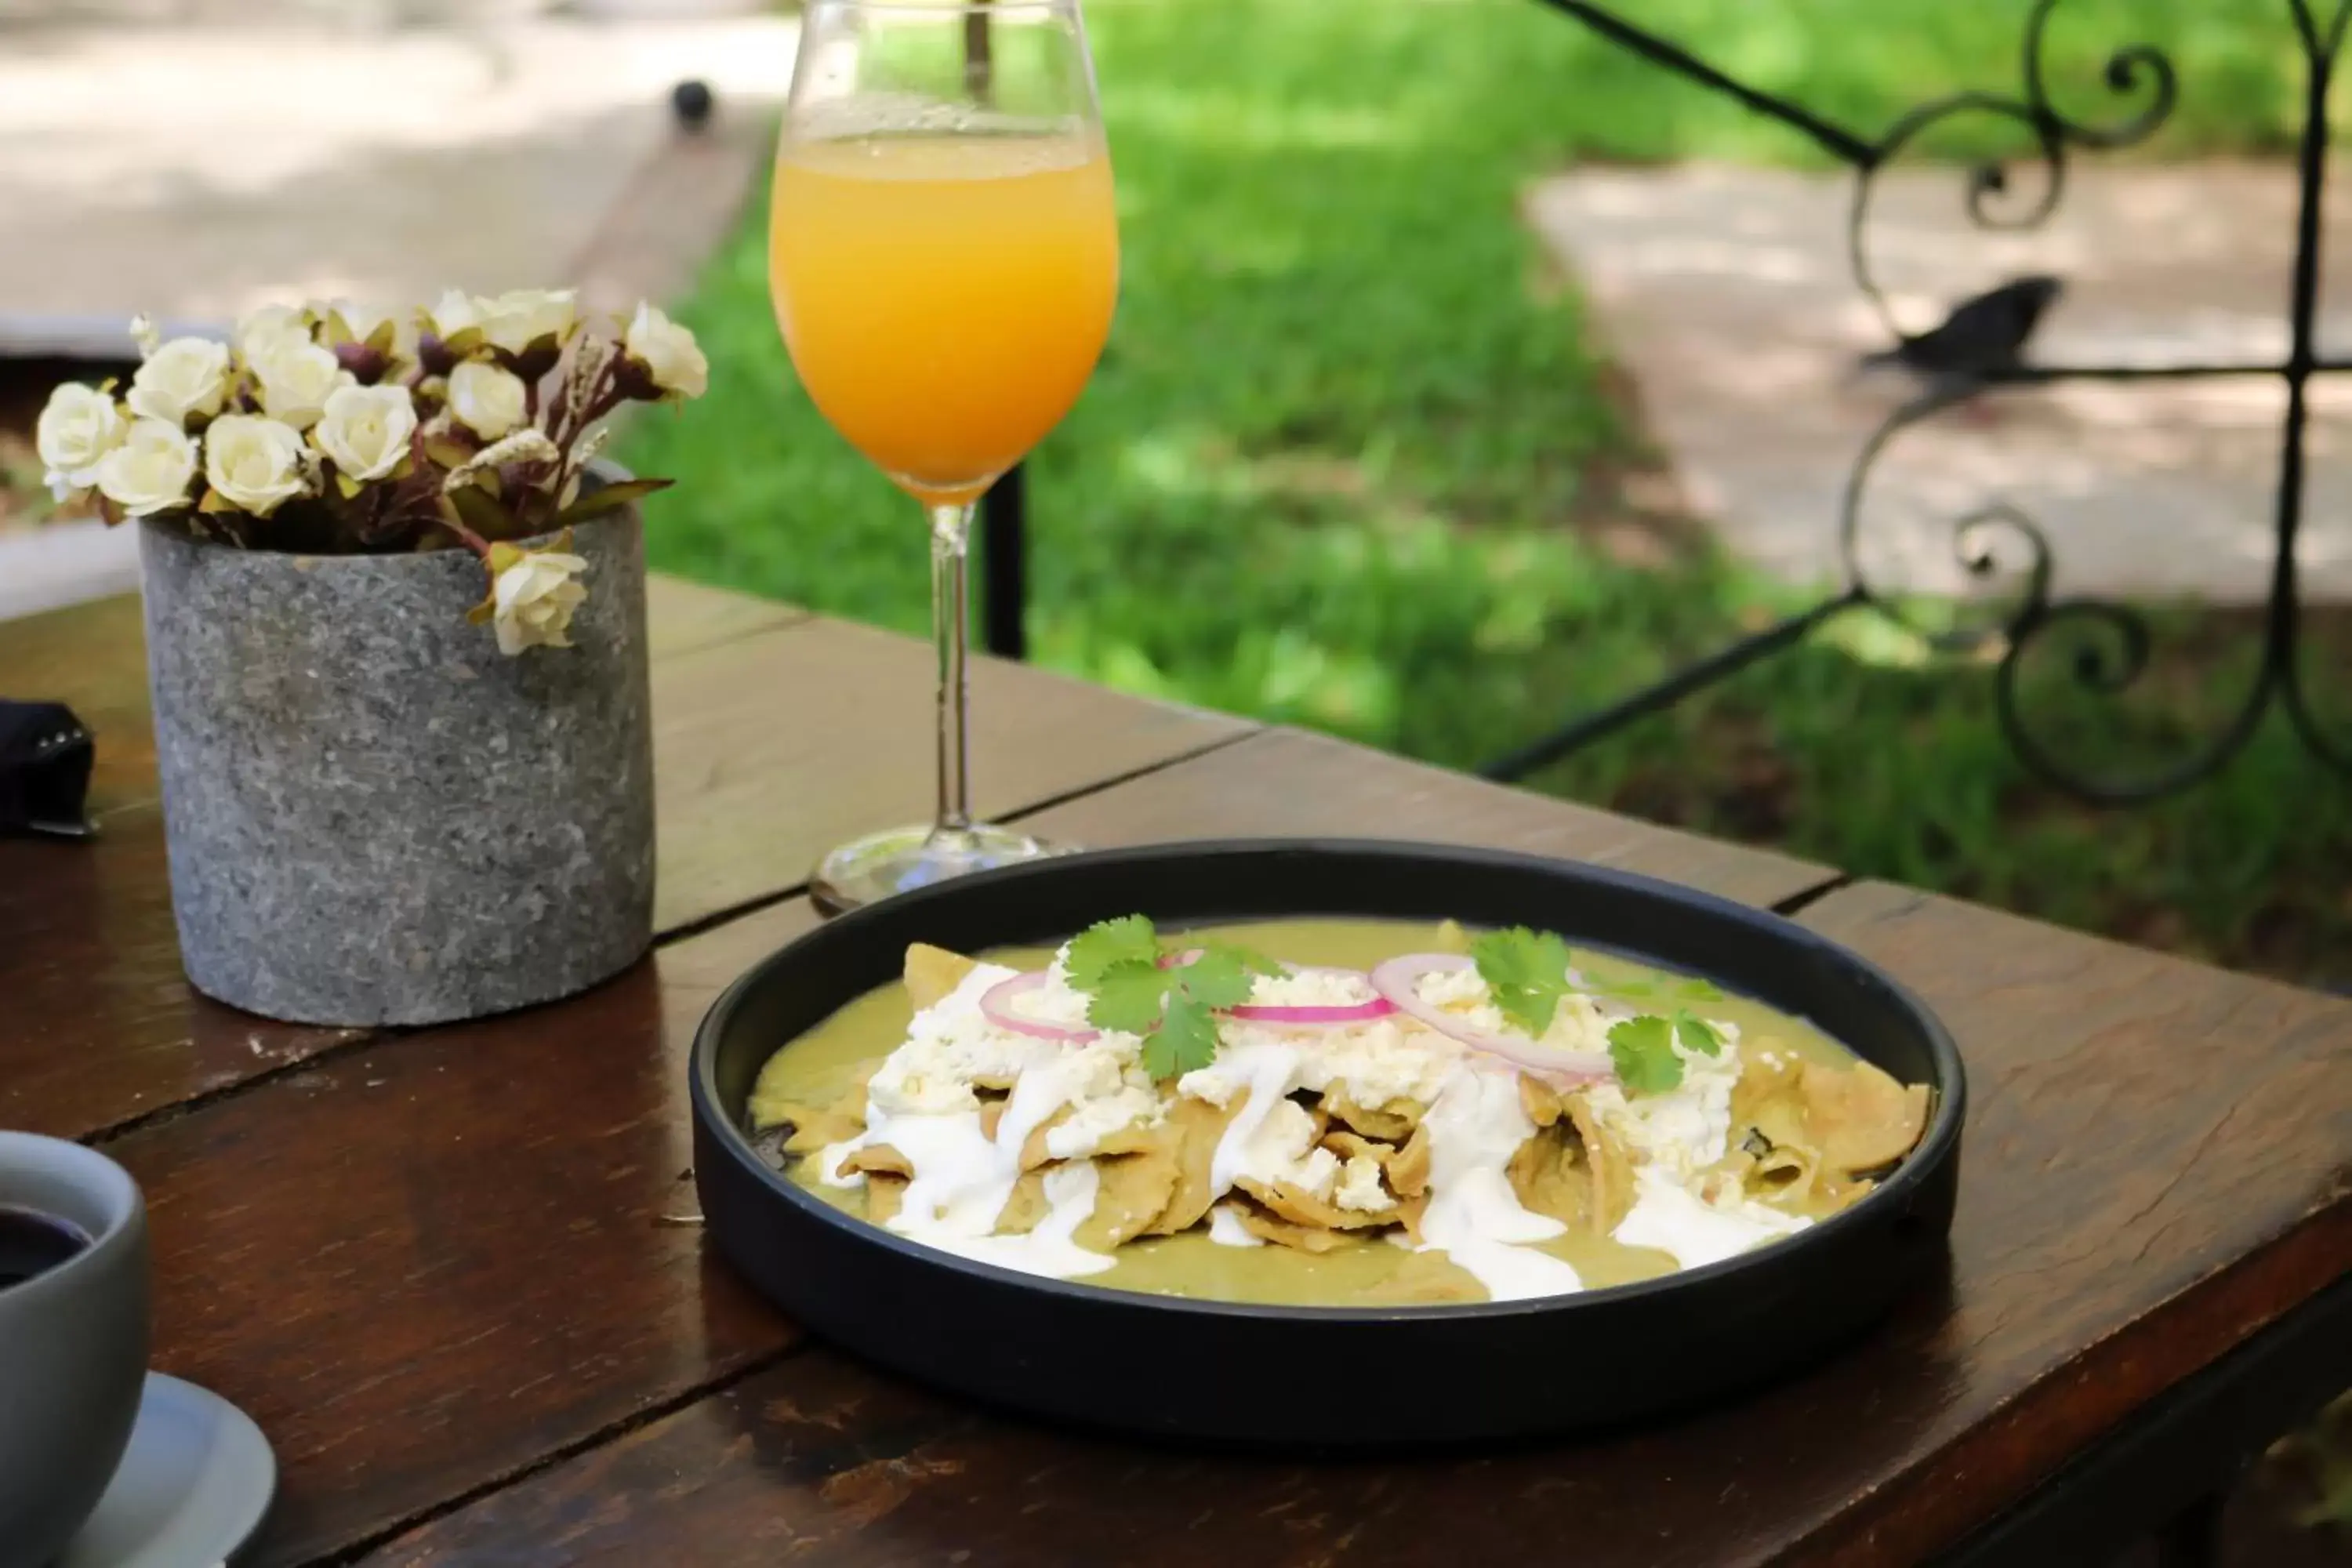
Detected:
left=769, top=0, right=1119, bottom=913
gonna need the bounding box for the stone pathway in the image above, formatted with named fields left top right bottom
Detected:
left=0, top=10, right=788, bottom=622
left=1528, top=162, right=2352, bottom=604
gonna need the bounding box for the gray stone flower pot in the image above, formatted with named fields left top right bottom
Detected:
left=138, top=496, right=655, bottom=1027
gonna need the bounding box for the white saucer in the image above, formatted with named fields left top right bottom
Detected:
left=56, top=1373, right=275, bottom=1568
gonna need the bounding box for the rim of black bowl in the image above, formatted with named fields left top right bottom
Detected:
left=690, top=837, right=1965, bottom=1323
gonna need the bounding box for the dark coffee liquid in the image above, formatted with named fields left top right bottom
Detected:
left=0, top=1204, right=91, bottom=1290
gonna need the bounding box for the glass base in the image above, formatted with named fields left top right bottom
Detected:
left=811, top=822, right=1068, bottom=916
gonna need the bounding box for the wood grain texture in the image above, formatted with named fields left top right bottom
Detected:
left=644, top=575, right=807, bottom=662
left=360, top=887, right=2352, bottom=1568
left=113, top=896, right=822, bottom=1568
left=650, top=615, right=1253, bottom=932
left=1020, top=727, right=1836, bottom=911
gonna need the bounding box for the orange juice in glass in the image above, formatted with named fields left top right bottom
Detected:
left=772, top=135, right=1117, bottom=505
left=770, top=1, right=1118, bottom=912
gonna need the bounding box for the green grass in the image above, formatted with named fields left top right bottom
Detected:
left=625, top=0, right=2348, bottom=984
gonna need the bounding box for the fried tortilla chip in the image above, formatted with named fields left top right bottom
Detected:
left=1319, top=1128, right=1394, bottom=1164
left=865, top=1172, right=907, bottom=1225
left=904, top=943, right=980, bottom=1012
left=1519, top=1074, right=1565, bottom=1128
left=1229, top=1202, right=1357, bottom=1254
left=1324, top=1093, right=1421, bottom=1142
left=1235, top=1176, right=1395, bottom=1232
left=840, top=1142, right=910, bottom=1179
left=1383, top=1123, right=1432, bottom=1200
left=1146, top=1096, right=1242, bottom=1236
left=1566, top=1093, right=1634, bottom=1234
left=1507, top=1124, right=1588, bottom=1230
left=995, top=1170, right=1051, bottom=1234
left=1802, top=1058, right=1930, bottom=1175
left=1732, top=1044, right=1813, bottom=1154
left=1018, top=1109, right=1160, bottom=1170
left=763, top=1099, right=866, bottom=1156
left=1077, top=1148, right=1183, bottom=1249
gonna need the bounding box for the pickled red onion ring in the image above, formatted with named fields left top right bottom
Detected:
left=1367, top=953, right=1613, bottom=1082
left=1225, top=964, right=1397, bottom=1026
left=979, top=971, right=1099, bottom=1043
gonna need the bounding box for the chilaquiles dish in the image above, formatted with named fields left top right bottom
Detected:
left=749, top=918, right=1930, bottom=1305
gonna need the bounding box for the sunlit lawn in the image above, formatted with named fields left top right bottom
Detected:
left=626, top=0, right=2348, bottom=984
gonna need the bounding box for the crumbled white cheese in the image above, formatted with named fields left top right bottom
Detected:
left=1410, top=967, right=1612, bottom=1058
left=1041, top=1083, right=1162, bottom=1159
left=1334, top=1152, right=1390, bottom=1213
left=1207, top=1205, right=1264, bottom=1247
left=1245, top=967, right=1380, bottom=1008
left=866, top=962, right=1145, bottom=1119
left=1580, top=1023, right=1742, bottom=1179
left=1288, top=1018, right=1460, bottom=1109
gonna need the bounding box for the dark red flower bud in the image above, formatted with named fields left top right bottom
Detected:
left=417, top=333, right=458, bottom=378
left=334, top=339, right=388, bottom=386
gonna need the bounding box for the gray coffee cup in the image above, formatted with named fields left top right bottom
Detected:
left=0, top=1133, right=150, bottom=1568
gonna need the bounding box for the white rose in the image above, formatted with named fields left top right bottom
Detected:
left=474, top=289, right=578, bottom=356
left=35, top=383, right=128, bottom=500
left=252, top=338, right=352, bottom=430
left=203, top=415, right=309, bottom=517
left=125, top=336, right=230, bottom=426
left=426, top=287, right=480, bottom=339
left=313, top=383, right=417, bottom=483
left=622, top=302, right=708, bottom=399
left=94, top=419, right=198, bottom=517
left=446, top=359, right=528, bottom=441
left=234, top=303, right=310, bottom=361
left=489, top=546, right=590, bottom=656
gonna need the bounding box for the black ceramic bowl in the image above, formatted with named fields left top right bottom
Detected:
left=691, top=840, right=1964, bottom=1446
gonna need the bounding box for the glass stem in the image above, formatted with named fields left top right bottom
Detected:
left=929, top=502, right=976, bottom=835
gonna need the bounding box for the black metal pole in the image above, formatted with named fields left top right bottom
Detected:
left=1479, top=586, right=1866, bottom=782
left=982, top=462, right=1028, bottom=661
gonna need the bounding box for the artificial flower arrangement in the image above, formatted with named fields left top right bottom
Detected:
left=34, top=289, right=708, bottom=655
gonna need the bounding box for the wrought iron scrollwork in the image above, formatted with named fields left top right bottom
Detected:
left=1490, top=0, right=2351, bottom=804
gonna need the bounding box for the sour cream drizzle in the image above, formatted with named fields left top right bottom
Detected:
left=822, top=964, right=1121, bottom=1280
left=1412, top=1065, right=1584, bottom=1301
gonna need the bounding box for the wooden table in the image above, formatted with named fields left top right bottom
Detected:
left=2, top=581, right=2347, bottom=1568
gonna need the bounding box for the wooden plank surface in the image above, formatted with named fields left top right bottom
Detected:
left=1019, top=726, right=1835, bottom=911
left=357, top=884, right=2352, bottom=1568
left=100, top=734, right=1829, bottom=1567
left=651, top=615, right=1254, bottom=933
left=0, top=593, right=1244, bottom=1142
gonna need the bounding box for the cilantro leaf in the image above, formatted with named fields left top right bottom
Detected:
left=1145, top=992, right=1223, bottom=1080
left=1060, top=917, right=1287, bottom=1081
left=1176, top=946, right=1258, bottom=1011
left=1470, top=927, right=1576, bottom=1036
left=1673, top=1009, right=1722, bottom=1056
left=1065, top=915, right=1160, bottom=991
left=1085, top=960, right=1171, bottom=1037
left=1678, top=977, right=1724, bottom=1002
left=1608, top=1014, right=1683, bottom=1094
